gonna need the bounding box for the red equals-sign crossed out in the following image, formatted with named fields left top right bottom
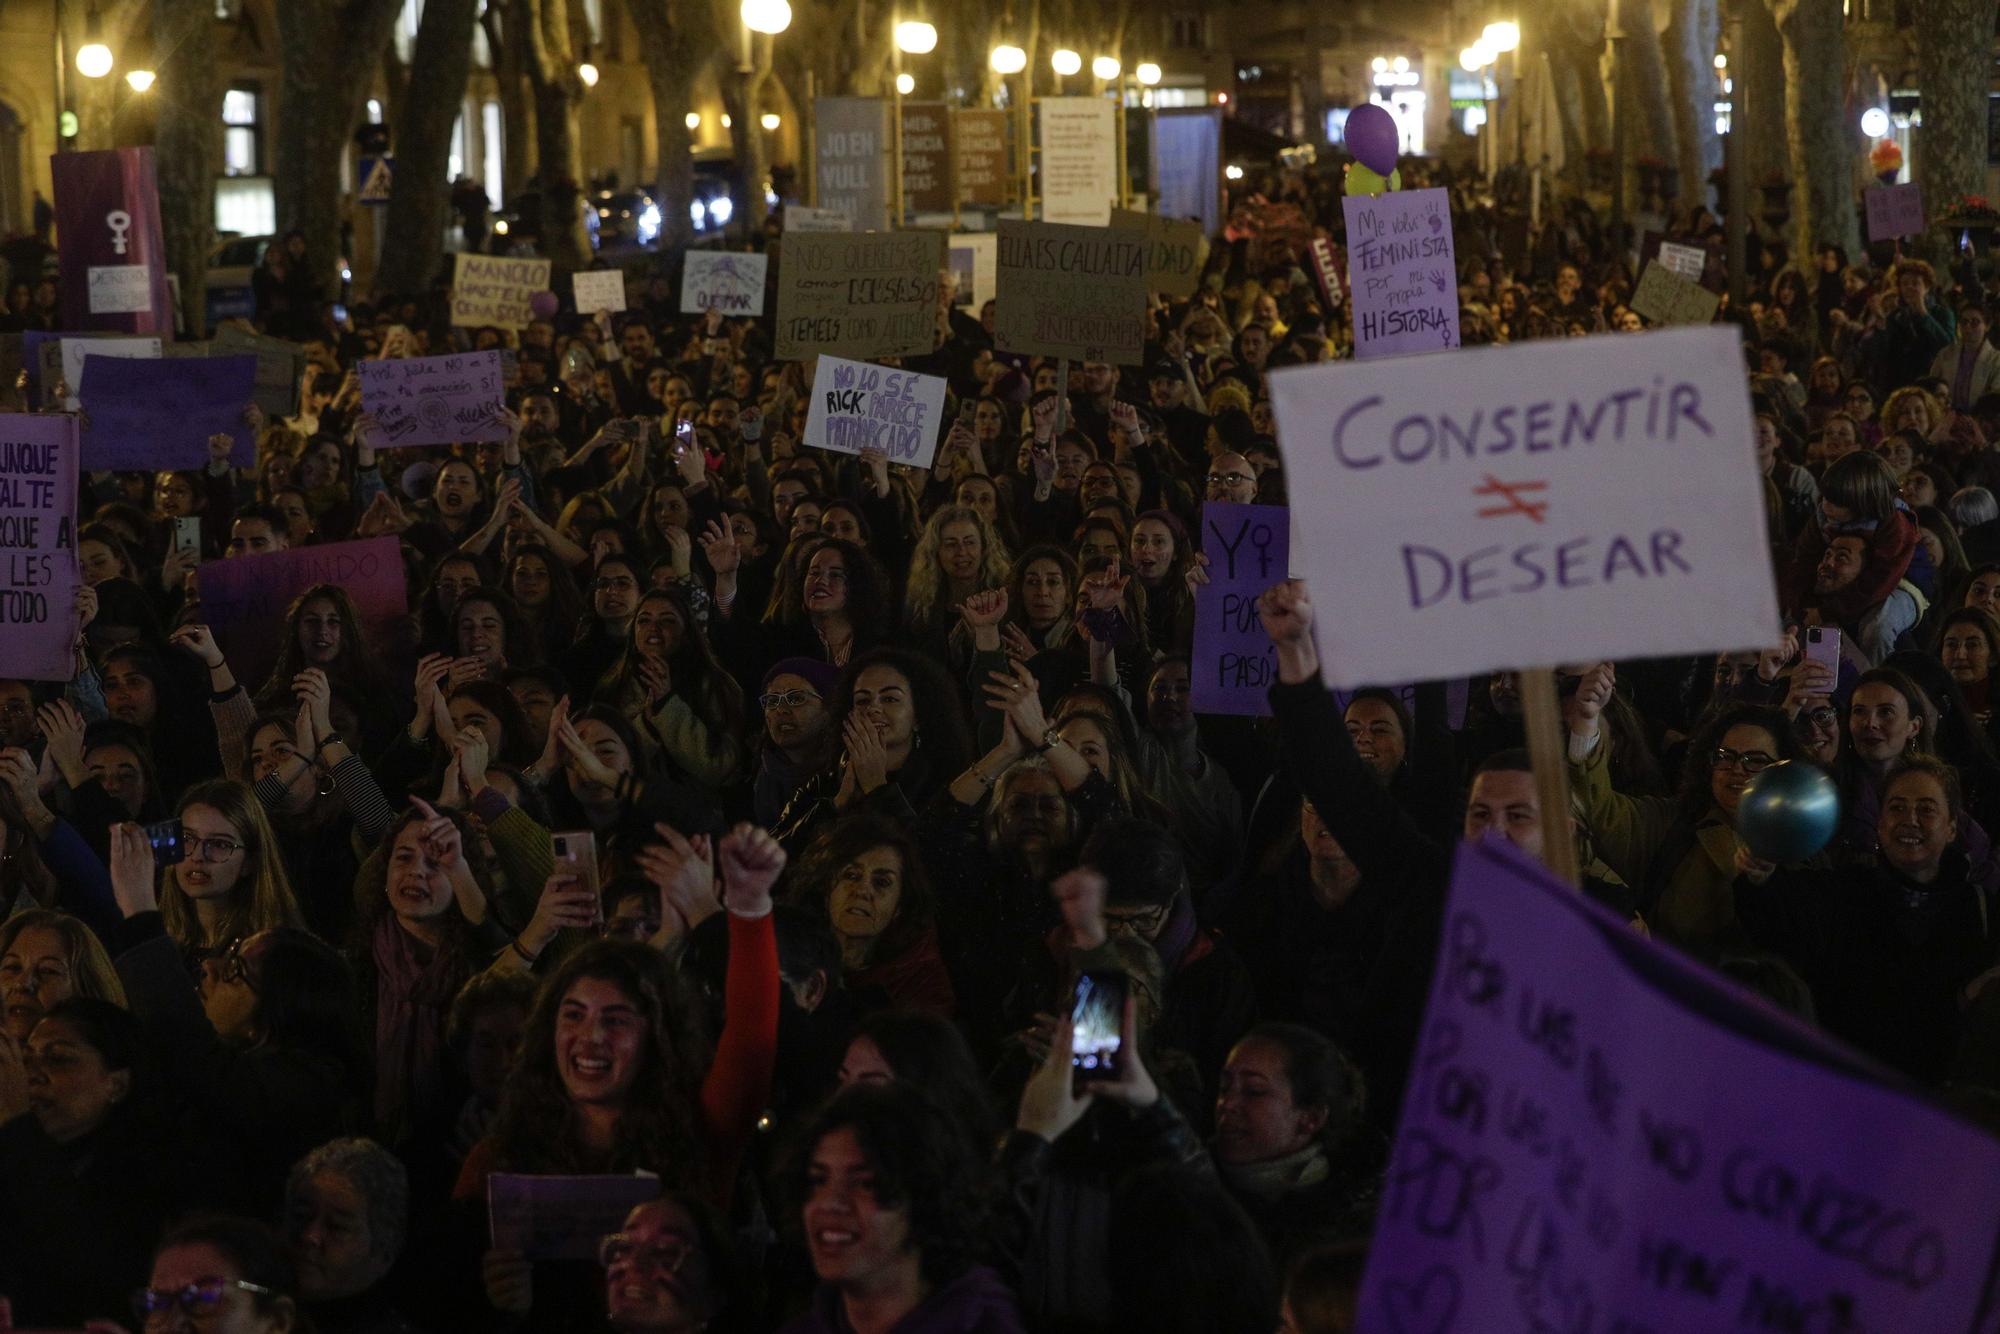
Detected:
left=1472, top=474, right=1550, bottom=523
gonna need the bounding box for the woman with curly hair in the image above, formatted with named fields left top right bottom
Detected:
left=1001, top=545, right=1078, bottom=656
left=1882, top=384, right=1946, bottom=445
left=789, top=813, right=954, bottom=1016
left=785, top=1082, right=1025, bottom=1333
left=710, top=531, right=895, bottom=677
left=469, top=827, right=784, bottom=1327
left=903, top=504, right=1011, bottom=664
left=597, top=584, right=747, bottom=794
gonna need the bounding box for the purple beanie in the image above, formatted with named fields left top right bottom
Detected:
left=762, top=656, right=839, bottom=699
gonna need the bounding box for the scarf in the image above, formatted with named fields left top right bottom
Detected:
left=1219, top=1141, right=1331, bottom=1204
left=371, top=914, right=463, bottom=1139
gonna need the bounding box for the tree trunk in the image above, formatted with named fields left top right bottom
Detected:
left=482, top=4, right=535, bottom=199
left=723, top=45, right=775, bottom=238
left=274, top=0, right=406, bottom=299
left=1770, top=0, right=1860, bottom=264
left=1910, top=0, right=1990, bottom=266
left=517, top=0, right=591, bottom=272
left=1619, top=0, right=1680, bottom=198
left=625, top=0, right=701, bottom=253
left=1738, top=0, right=1787, bottom=191
left=376, top=0, right=481, bottom=296
left=1664, top=0, right=1720, bottom=208
left=153, top=0, right=221, bottom=336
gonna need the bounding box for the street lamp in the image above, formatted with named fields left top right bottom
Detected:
left=686, top=111, right=702, bottom=129
left=1092, top=55, right=1120, bottom=81
left=989, top=44, right=1026, bottom=74
left=125, top=68, right=154, bottom=92
left=1051, top=48, right=1081, bottom=77
left=740, top=0, right=791, bottom=34
left=1135, top=61, right=1160, bottom=85
left=761, top=112, right=781, bottom=130
left=1481, top=20, right=1519, bottom=52
left=577, top=62, right=599, bottom=87
left=75, top=6, right=112, bottom=79
left=894, top=20, right=936, bottom=54
left=895, top=72, right=915, bottom=95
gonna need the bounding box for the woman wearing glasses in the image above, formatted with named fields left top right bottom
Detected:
left=154, top=780, right=306, bottom=963
left=752, top=658, right=837, bottom=827
left=1567, top=664, right=1800, bottom=956
left=559, top=553, right=647, bottom=701
left=128, top=1214, right=302, bottom=1334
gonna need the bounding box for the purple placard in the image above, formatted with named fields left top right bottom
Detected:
left=1342, top=186, right=1459, bottom=359
left=51, top=148, right=174, bottom=334
left=359, top=350, right=508, bottom=449
left=487, top=1173, right=660, bottom=1261
left=1191, top=501, right=1291, bottom=715
left=0, top=414, right=80, bottom=680
left=193, top=536, right=408, bottom=693
left=1355, top=838, right=2000, bottom=1333
left=1865, top=183, right=1926, bottom=242
left=77, top=353, right=257, bottom=470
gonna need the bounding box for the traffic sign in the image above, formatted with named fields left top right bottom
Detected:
left=359, top=155, right=393, bottom=206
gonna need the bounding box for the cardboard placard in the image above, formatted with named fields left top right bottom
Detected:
left=0, top=414, right=80, bottom=680
left=993, top=220, right=1148, bottom=365
left=1631, top=262, right=1721, bottom=328
left=77, top=352, right=256, bottom=470
left=680, top=252, right=769, bottom=316
left=786, top=206, right=853, bottom=233
left=1657, top=240, right=1707, bottom=281
left=359, top=351, right=508, bottom=449
left=775, top=231, right=944, bottom=361
left=1267, top=327, right=1775, bottom=688
left=1111, top=208, right=1209, bottom=299
left=1865, top=183, right=1926, bottom=241
left=815, top=97, right=891, bottom=231
left=571, top=269, right=627, bottom=314
left=1038, top=97, right=1118, bottom=227
left=801, top=354, right=949, bottom=468
left=213, top=326, right=305, bottom=420
left=955, top=108, right=1010, bottom=208
left=450, top=254, right=552, bottom=329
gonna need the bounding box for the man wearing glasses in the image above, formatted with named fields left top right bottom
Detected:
left=1204, top=452, right=1258, bottom=506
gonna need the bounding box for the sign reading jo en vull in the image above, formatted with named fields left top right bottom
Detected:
left=1190, top=501, right=1291, bottom=715
left=955, top=109, right=1010, bottom=207
left=1358, top=837, right=2000, bottom=1334
left=802, top=355, right=949, bottom=468
left=1268, top=327, right=1775, bottom=688
left=815, top=97, right=891, bottom=231
left=1342, top=186, right=1460, bottom=359
left=900, top=102, right=953, bottom=215
left=775, top=231, right=944, bottom=360
left=0, top=413, right=79, bottom=681
left=451, top=254, right=552, bottom=328
left=993, top=220, right=1148, bottom=365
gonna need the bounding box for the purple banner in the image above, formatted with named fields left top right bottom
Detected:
left=359, top=350, right=507, bottom=449
left=0, top=414, right=79, bottom=680
left=488, top=1173, right=660, bottom=1261
left=193, top=536, right=409, bottom=694
left=77, top=353, right=257, bottom=471
left=1191, top=501, right=1290, bottom=716
left=1356, top=838, right=2000, bottom=1333
left=1342, top=186, right=1459, bottom=359
left=52, top=147, right=174, bottom=334
left=1865, top=183, right=1926, bottom=242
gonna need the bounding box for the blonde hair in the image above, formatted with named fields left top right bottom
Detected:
left=0, top=909, right=128, bottom=1010
left=1881, top=386, right=1942, bottom=438
left=160, top=779, right=305, bottom=951
left=903, top=504, right=1011, bottom=634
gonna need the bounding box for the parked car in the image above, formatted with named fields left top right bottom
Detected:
left=594, top=189, right=662, bottom=249
left=203, top=233, right=269, bottom=326
left=489, top=190, right=602, bottom=254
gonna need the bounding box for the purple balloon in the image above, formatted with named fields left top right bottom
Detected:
left=1344, top=104, right=1400, bottom=177
left=529, top=289, right=560, bottom=320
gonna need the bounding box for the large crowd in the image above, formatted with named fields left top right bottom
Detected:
left=2, top=155, right=2000, bottom=1333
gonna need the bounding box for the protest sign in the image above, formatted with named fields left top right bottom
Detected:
left=359, top=351, right=507, bottom=449
left=681, top=252, right=769, bottom=316
left=52, top=147, right=173, bottom=334
left=955, top=109, right=1010, bottom=207
left=1267, top=327, right=1775, bottom=689
left=1631, top=262, right=1721, bottom=328
left=901, top=102, right=953, bottom=214
left=571, top=269, right=627, bottom=314
left=78, top=352, right=255, bottom=470
left=195, top=536, right=408, bottom=693
left=214, top=326, right=305, bottom=419
left=815, top=97, right=891, bottom=231
left=450, top=253, right=552, bottom=328
left=0, top=414, right=79, bottom=681
left=948, top=232, right=996, bottom=309
left=1153, top=109, right=1224, bottom=236
left=1657, top=240, right=1707, bottom=281
left=787, top=206, right=853, bottom=233
left=1343, top=187, right=1459, bottom=359
left=1309, top=236, right=1346, bottom=310
left=1191, top=502, right=1291, bottom=715
left=55, top=335, right=159, bottom=411
left=1865, top=183, right=1926, bottom=241
left=775, top=231, right=944, bottom=360
left=1357, top=836, right=2000, bottom=1334
left=1112, top=208, right=1208, bottom=299
left=488, top=1173, right=661, bottom=1262
left=802, top=355, right=949, bottom=467
left=1038, top=97, right=1118, bottom=226
left=993, top=220, right=1148, bottom=365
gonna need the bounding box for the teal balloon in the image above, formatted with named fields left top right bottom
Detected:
left=1736, top=761, right=1840, bottom=863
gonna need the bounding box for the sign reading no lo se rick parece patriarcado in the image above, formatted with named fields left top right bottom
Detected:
left=1269, top=327, right=1776, bottom=689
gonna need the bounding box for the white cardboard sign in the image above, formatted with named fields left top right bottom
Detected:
left=801, top=355, right=948, bottom=469
left=1268, top=327, right=1775, bottom=687
left=571, top=270, right=626, bottom=314
left=680, top=252, right=769, bottom=316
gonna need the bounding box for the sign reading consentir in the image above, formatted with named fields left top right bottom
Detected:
left=1268, top=327, right=1775, bottom=688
